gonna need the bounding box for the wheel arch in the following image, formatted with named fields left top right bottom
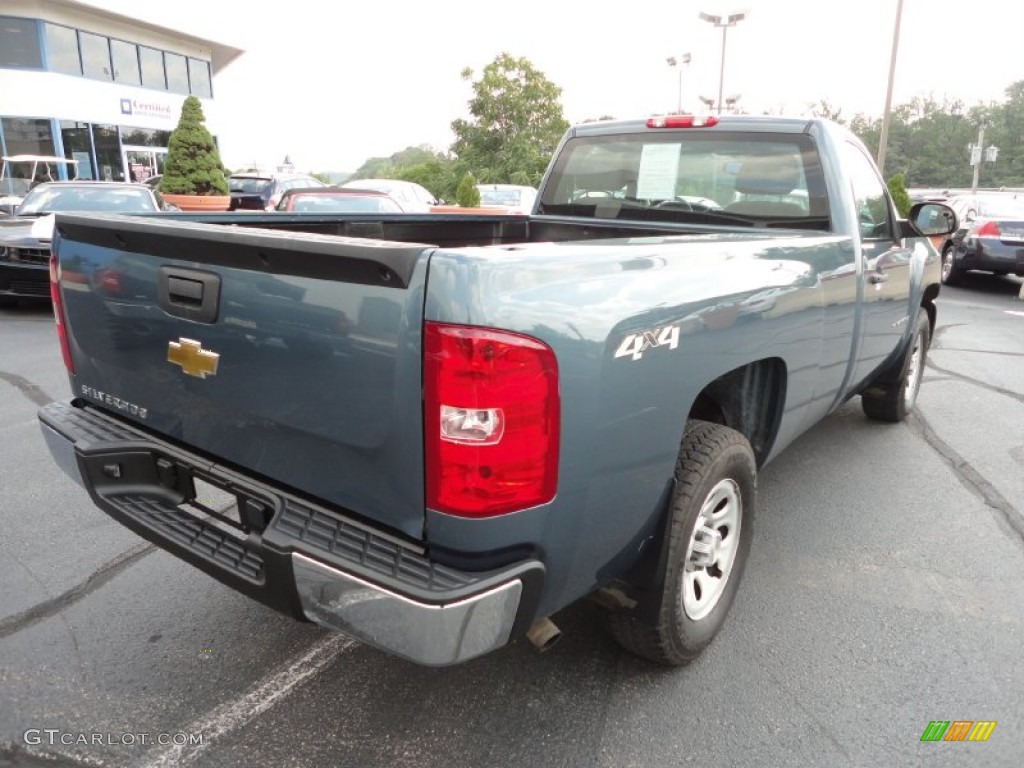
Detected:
left=686, top=357, right=787, bottom=468
left=594, top=358, right=785, bottom=616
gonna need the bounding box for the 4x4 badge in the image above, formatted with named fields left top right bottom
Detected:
left=614, top=324, right=681, bottom=361
left=167, top=338, right=220, bottom=378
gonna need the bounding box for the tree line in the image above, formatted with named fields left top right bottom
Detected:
left=834, top=80, right=1024, bottom=189
left=346, top=53, right=1024, bottom=202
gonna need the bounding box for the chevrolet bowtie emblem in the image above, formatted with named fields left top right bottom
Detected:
left=167, top=338, right=220, bottom=379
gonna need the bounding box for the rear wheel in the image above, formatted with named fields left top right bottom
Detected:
left=606, top=420, right=755, bottom=666
left=940, top=244, right=964, bottom=286
left=861, top=312, right=930, bottom=422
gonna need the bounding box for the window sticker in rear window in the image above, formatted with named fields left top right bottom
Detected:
left=636, top=143, right=681, bottom=200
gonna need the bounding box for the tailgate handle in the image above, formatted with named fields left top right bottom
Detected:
left=168, top=276, right=204, bottom=304
left=159, top=267, right=220, bottom=323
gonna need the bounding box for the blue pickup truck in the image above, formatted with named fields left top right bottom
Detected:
left=38, top=116, right=955, bottom=666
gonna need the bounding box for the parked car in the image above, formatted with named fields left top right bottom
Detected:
left=0, top=181, right=163, bottom=305
left=942, top=195, right=1024, bottom=285
left=228, top=172, right=326, bottom=211
left=476, top=184, right=538, bottom=213
left=340, top=179, right=437, bottom=213
left=276, top=187, right=405, bottom=213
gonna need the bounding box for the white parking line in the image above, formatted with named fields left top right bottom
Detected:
left=137, top=633, right=357, bottom=768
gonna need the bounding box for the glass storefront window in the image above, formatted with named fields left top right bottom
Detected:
left=1, top=117, right=56, bottom=156
left=111, top=39, right=140, bottom=85
left=92, top=124, right=124, bottom=181
left=165, top=53, right=189, bottom=95
left=120, top=127, right=171, bottom=148
left=80, top=31, right=112, bottom=80
left=60, top=121, right=94, bottom=180
left=10, top=20, right=220, bottom=102
left=188, top=58, right=212, bottom=98
left=44, top=23, right=81, bottom=75
left=0, top=16, right=42, bottom=68
left=139, top=46, right=165, bottom=89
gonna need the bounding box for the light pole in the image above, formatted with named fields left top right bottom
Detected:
left=699, top=10, right=747, bottom=115
left=698, top=94, right=741, bottom=114
left=666, top=53, right=692, bottom=113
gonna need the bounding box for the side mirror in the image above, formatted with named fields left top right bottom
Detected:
left=904, top=202, right=957, bottom=237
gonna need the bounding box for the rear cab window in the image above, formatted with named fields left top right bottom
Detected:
left=539, top=131, right=830, bottom=230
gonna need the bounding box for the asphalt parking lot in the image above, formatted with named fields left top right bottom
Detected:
left=2, top=273, right=1023, bottom=768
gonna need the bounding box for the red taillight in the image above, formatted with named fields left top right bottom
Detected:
left=49, top=254, right=75, bottom=374
left=974, top=220, right=1000, bottom=238
left=424, top=322, right=559, bottom=517
left=646, top=115, right=719, bottom=129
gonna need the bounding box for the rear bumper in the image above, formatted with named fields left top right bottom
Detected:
left=959, top=239, right=1024, bottom=274
left=39, top=399, right=543, bottom=666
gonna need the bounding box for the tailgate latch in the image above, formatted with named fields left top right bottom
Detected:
left=158, top=266, right=221, bottom=323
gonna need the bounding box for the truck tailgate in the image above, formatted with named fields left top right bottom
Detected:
left=53, top=214, right=431, bottom=540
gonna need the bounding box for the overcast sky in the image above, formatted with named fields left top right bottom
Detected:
left=83, top=0, right=1020, bottom=173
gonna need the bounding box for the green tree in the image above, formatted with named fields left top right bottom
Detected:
left=984, top=81, right=1024, bottom=186
left=348, top=144, right=458, bottom=200
left=886, top=173, right=912, bottom=216
left=455, top=172, right=481, bottom=207
left=846, top=90, right=1024, bottom=189
left=350, top=145, right=447, bottom=181
left=450, top=53, right=569, bottom=187
left=159, top=96, right=228, bottom=195
left=393, top=159, right=460, bottom=203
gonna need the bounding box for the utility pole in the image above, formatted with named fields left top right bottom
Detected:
left=877, top=0, right=905, bottom=174
left=970, top=124, right=985, bottom=194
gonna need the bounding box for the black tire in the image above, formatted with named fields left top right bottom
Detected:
left=940, top=244, right=964, bottom=286
left=861, top=312, right=930, bottom=423
left=606, top=420, right=756, bottom=666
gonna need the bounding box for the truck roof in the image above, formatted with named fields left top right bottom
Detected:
left=571, top=115, right=817, bottom=137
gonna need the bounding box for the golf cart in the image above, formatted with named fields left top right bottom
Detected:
left=0, top=155, right=79, bottom=214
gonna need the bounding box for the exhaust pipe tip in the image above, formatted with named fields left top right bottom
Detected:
left=526, top=617, right=562, bottom=652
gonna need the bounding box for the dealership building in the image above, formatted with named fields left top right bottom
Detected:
left=0, top=0, right=242, bottom=183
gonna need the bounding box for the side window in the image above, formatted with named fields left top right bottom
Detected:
left=842, top=143, right=893, bottom=240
